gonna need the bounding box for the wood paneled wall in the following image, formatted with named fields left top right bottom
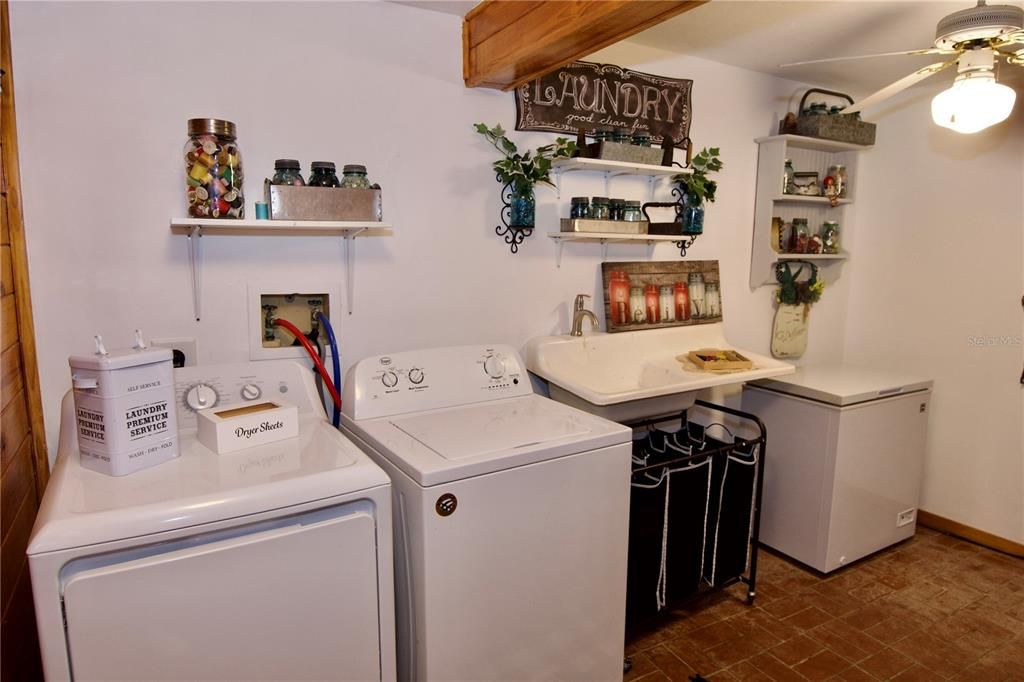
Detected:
left=1, top=1, right=49, bottom=678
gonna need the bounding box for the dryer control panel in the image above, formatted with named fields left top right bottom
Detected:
left=342, top=345, right=532, bottom=420
left=173, top=360, right=320, bottom=430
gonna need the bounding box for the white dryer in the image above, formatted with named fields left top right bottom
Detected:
left=29, top=360, right=396, bottom=681
left=341, top=345, right=632, bottom=682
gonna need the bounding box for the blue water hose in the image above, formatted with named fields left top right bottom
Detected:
left=316, top=312, right=341, bottom=427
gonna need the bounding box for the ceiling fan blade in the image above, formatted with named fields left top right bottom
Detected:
left=843, top=59, right=959, bottom=114
left=993, top=30, right=1024, bottom=47
left=780, top=48, right=958, bottom=68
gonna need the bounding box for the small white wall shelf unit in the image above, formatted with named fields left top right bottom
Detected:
left=170, top=218, right=393, bottom=320
left=749, top=135, right=868, bottom=288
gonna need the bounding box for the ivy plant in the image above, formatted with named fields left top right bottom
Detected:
left=474, top=123, right=576, bottom=194
left=673, top=147, right=723, bottom=206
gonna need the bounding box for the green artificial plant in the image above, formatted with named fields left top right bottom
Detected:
left=673, top=147, right=723, bottom=205
left=474, top=123, right=576, bottom=193
left=776, top=263, right=825, bottom=306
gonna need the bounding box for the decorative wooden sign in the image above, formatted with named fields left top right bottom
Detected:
left=601, top=261, right=720, bottom=333
left=515, top=61, right=693, bottom=147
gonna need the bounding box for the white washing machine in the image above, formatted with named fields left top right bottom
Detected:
left=29, top=360, right=397, bottom=681
left=341, top=345, right=632, bottom=682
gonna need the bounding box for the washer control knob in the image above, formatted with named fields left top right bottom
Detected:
left=186, top=384, right=218, bottom=411
left=381, top=371, right=399, bottom=388
left=483, top=354, right=505, bottom=379
left=240, top=383, right=262, bottom=401
left=408, top=368, right=425, bottom=385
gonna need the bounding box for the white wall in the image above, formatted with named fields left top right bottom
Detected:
left=843, top=82, right=1024, bottom=542
left=12, top=1, right=839, bottom=462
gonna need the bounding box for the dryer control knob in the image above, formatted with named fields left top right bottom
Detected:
left=381, top=371, right=399, bottom=388
left=483, top=354, right=505, bottom=379
left=186, top=383, right=218, bottom=411
left=240, top=383, right=262, bottom=401
left=408, top=368, right=425, bottom=384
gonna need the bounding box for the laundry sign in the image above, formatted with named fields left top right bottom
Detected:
left=515, top=61, right=693, bottom=147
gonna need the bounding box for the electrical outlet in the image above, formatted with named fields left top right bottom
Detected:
left=151, top=337, right=197, bottom=368
left=896, top=508, right=917, bottom=528
left=248, top=282, right=342, bottom=361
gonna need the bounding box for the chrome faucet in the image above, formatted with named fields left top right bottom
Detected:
left=570, top=294, right=599, bottom=337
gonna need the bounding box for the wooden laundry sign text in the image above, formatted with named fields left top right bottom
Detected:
left=514, top=61, right=693, bottom=147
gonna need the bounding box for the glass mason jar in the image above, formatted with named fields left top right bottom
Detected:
left=623, top=201, right=642, bottom=222
left=340, top=164, right=371, bottom=189
left=308, top=161, right=341, bottom=187
left=570, top=197, right=590, bottom=219
left=609, top=199, right=625, bottom=221
left=659, top=285, right=676, bottom=322
left=821, top=221, right=841, bottom=254
left=674, top=281, right=690, bottom=321
left=271, top=159, right=305, bottom=186
left=783, top=158, right=795, bottom=194
left=827, top=164, right=848, bottom=198
left=681, top=194, right=704, bottom=235
left=632, top=132, right=652, bottom=147
left=593, top=128, right=614, bottom=143
left=508, top=185, right=535, bottom=228
left=790, top=218, right=810, bottom=253
left=644, top=285, right=660, bottom=324
left=611, top=129, right=632, bottom=144
left=705, top=282, right=721, bottom=318
left=688, top=272, right=705, bottom=318
left=608, top=270, right=631, bottom=326
left=629, top=286, right=645, bottom=324
left=591, top=196, right=610, bottom=220
left=185, top=118, right=243, bottom=219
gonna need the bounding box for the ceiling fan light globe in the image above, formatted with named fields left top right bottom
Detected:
left=931, top=73, right=1016, bottom=133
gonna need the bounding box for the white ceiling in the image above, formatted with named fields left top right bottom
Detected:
left=629, top=1, right=1024, bottom=98
left=395, top=0, right=1024, bottom=100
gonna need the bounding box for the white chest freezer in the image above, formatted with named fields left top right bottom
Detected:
left=743, top=365, right=932, bottom=572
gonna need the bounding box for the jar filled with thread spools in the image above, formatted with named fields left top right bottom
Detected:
left=184, top=118, right=244, bottom=219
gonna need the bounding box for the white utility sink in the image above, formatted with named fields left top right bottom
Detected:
left=525, top=323, right=795, bottom=422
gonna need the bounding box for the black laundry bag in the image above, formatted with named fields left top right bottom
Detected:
left=703, top=445, right=758, bottom=587
left=625, top=434, right=713, bottom=630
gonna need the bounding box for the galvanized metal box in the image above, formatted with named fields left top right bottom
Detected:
left=560, top=218, right=648, bottom=235
left=266, top=183, right=383, bottom=221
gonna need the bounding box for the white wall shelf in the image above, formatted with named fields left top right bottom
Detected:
left=550, top=157, right=690, bottom=201
left=546, top=231, right=696, bottom=267
left=170, top=218, right=393, bottom=320
left=749, top=135, right=869, bottom=288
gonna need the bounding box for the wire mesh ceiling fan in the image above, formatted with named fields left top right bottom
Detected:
left=782, top=1, right=1024, bottom=133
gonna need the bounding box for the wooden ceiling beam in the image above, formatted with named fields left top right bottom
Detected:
left=463, top=0, right=707, bottom=91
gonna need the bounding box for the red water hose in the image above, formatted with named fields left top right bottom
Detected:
left=273, top=319, right=342, bottom=411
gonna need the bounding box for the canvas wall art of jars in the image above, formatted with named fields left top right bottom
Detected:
left=600, top=261, right=723, bottom=333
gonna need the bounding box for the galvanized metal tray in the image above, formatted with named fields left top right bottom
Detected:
left=560, top=218, right=648, bottom=235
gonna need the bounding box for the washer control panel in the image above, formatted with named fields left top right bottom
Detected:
left=342, top=344, right=532, bottom=420
left=173, top=360, right=319, bottom=429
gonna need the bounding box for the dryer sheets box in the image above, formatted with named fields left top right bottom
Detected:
left=197, top=400, right=298, bottom=454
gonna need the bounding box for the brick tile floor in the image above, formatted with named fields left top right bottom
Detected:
left=624, top=528, right=1024, bottom=681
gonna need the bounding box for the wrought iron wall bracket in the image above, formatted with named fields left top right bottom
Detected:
left=494, top=179, right=533, bottom=254
left=674, top=235, right=699, bottom=257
